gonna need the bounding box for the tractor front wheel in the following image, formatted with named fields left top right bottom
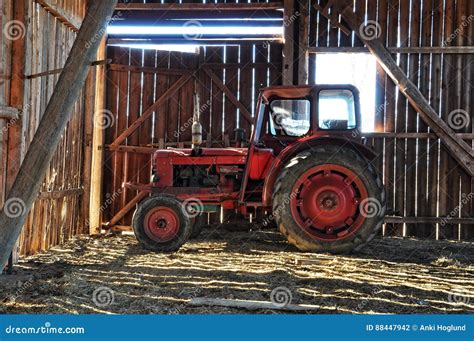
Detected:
left=132, top=195, right=192, bottom=252
left=272, top=146, right=386, bottom=254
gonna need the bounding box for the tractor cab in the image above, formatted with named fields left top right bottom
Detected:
left=253, top=85, right=361, bottom=156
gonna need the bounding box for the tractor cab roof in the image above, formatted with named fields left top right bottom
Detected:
left=260, top=84, right=359, bottom=101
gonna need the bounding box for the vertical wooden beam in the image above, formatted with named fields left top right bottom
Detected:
left=88, top=37, right=107, bottom=235
left=6, top=0, right=29, bottom=193
left=82, top=67, right=96, bottom=234
left=282, top=0, right=295, bottom=85
left=297, top=0, right=309, bottom=84
left=0, top=0, right=118, bottom=267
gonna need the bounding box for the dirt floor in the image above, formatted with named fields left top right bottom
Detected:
left=1, top=224, right=473, bottom=314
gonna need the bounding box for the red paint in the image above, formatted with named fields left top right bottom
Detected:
left=132, top=85, right=377, bottom=238
left=290, top=164, right=368, bottom=241
left=144, top=206, right=180, bottom=242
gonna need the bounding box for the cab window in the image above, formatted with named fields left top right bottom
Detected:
left=318, top=90, right=356, bottom=130
left=269, top=99, right=311, bottom=137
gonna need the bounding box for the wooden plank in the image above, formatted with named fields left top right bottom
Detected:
left=341, top=6, right=474, bottom=176
left=427, top=0, right=442, bottom=239
left=238, top=45, right=253, bottom=140
left=308, top=46, right=474, bottom=54
left=405, top=0, right=420, bottom=237
left=316, top=0, right=329, bottom=48
left=110, top=73, right=193, bottom=147
left=0, top=105, right=19, bottom=119
left=37, top=188, right=83, bottom=200
left=167, top=52, right=182, bottom=145
left=82, top=66, right=96, bottom=233
left=416, top=0, right=433, bottom=238
left=154, top=50, right=170, bottom=146
left=115, top=3, right=284, bottom=11
left=0, top=0, right=118, bottom=267
left=462, top=0, right=474, bottom=240
left=394, top=0, right=409, bottom=237
left=282, top=0, right=295, bottom=85
left=297, top=0, right=309, bottom=84
left=204, top=68, right=253, bottom=124
left=224, top=46, right=239, bottom=139
left=189, top=297, right=321, bottom=311
left=34, top=0, right=81, bottom=31
left=108, top=63, right=190, bottom=76
left=362, top=133, right=474, bottom=140
left=385, top=216, right=474, bottom=225
left=207, top=46, right=224, bottom=145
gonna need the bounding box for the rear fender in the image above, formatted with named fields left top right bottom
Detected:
left=262, top=136, right=377, bottom=206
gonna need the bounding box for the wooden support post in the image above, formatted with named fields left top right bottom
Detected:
left=282, top=0, right=295, bottom=85
left=297, top=0, right=309, bottom=85
left=89, top=38, right=108, bottom=235
left=0, top=0, right=118, bottom=268
left=340, top=6, right=474, bottom=176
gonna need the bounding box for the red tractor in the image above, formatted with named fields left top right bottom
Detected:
left=129, top=85, right=386, bottom=254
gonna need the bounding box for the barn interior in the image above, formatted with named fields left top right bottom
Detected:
left=0, top=0, right=473, bottom=314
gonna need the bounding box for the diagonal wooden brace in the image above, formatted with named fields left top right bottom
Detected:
left=110, top=73, right=194, bottom=147
left=339, top=6, right=473, bottom=176
left=203, top=68, right=254, bottom=124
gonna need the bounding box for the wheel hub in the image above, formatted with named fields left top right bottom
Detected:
left=290, top=164, right=368, bottom=241
left=144, top=206, right=179, bottom=242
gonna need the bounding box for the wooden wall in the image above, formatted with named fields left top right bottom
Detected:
left=309, top=0, right=473, bottom=240
left=102, top=0, right=472, bottom=240
left=1, top=0, right=89, bottom=256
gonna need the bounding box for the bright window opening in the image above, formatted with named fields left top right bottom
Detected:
left=315, top=54, right=377, bottom=132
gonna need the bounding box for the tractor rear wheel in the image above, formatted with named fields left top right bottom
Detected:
left=132, top=195, right=192, bottom=252
left=272, top=146, right=385, bottom=254
left=190, top=214, right=207, bottom=239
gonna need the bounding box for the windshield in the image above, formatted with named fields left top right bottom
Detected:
left=269, top=99, right=311, bottom=137
left=318, top=90, right=357, bottom=130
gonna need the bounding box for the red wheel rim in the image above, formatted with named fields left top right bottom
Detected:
left=144, top=206, right=180, bottom=243
left=289, top=164, right=368, bottom=241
